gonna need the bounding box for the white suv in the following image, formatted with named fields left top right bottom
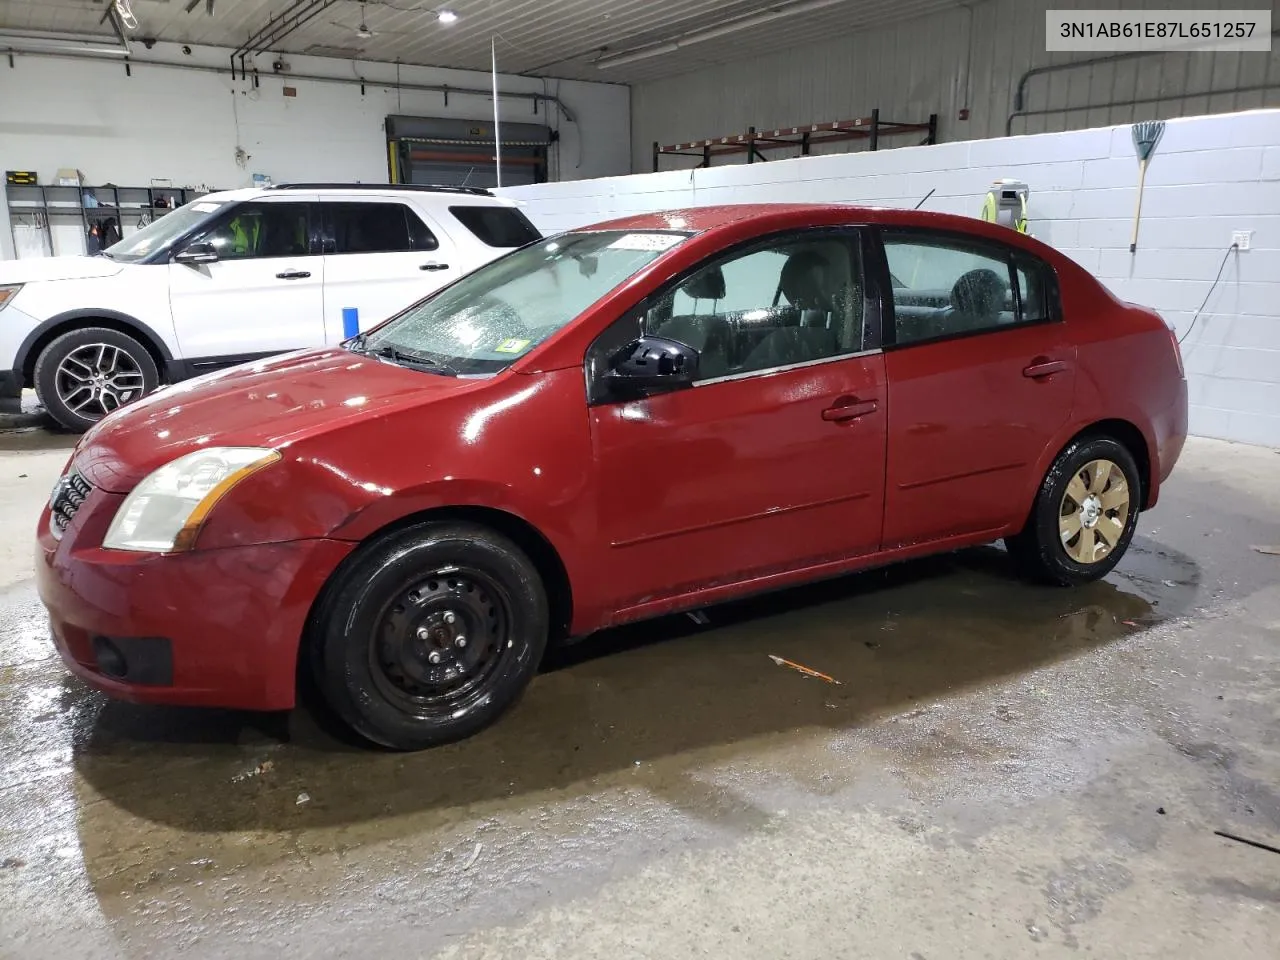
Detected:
left=0, top=183, right=540, bottom=431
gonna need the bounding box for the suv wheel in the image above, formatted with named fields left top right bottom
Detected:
left=34, top=327, right=160, bottom=432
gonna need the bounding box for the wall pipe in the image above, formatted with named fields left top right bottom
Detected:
left=1013, top=29, right=1280, bottom=114
left=1006, top=82, right=1279, bottom=136
left=3, top=47, right=577, bottom=122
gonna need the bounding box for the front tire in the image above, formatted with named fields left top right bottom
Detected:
left=34, top=326, right=159, bottom=432
left=310, top=522, right=548, bottom=750
left=1006, top=436, right=1141, bottom=586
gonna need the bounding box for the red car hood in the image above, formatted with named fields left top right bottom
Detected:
left=75, top=347, right=488, bottom=492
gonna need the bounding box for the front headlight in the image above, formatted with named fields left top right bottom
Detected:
left=0, top=284, right=22, bottom=311
left=103, top=447, right=281, bottom=553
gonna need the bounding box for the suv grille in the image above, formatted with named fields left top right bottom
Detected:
left=50, top=470, right=93, bottom=540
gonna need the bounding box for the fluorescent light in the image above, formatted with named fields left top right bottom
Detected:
left=596, top=42, right=678, bottom=68
left=597, top=0, right=850, bottom=69
left=437, top=9, right=459, bottom=24
left=0, top=34, right=131, bottom=56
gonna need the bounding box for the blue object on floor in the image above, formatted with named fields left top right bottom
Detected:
left=342, top=307, right=359, bottom=339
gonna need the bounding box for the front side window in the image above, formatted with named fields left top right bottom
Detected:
left=884, top=232, right=1056, bottom=345
left=105, top=198, right=227, bottom=263
left=198, top=201, right=311, bottom=260
left=326, top=201, right=438, bottom=254
left=356, top=230, right=688, bottom=376
left=632, top=233, right=866, bottom=382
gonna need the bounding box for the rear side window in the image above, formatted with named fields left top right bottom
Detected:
left=449, top=205, right=541, bottom=248
left=326, top=202, right=438, bottom=254
left=1014, top=258, right=1053, bottom=322
left=882, top=231, right=1057, bottom=346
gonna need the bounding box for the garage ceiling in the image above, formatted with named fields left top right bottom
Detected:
left=0, top=0, right=967, bottom=82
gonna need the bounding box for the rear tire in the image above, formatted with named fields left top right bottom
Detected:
left=310, top=522, right=548, bottom=750
left=1006, top=436, right=1141, bottom=586
left=34, top=327, right=159, bottom=432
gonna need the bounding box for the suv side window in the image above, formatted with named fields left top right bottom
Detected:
left=587, top=232, right=866, bottom=396
left=883, top=231, right=1056, bottom=345
left=326, top=201, right=439, bottom=254
left=200, top=201, right=311, bottom=260
left=449, top=205, right=541, bottom=248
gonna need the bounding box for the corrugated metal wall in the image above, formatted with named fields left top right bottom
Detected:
left=632, top=0, right=1280, bottom=172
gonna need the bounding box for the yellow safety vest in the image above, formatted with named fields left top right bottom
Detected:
left=229, top=216, right=261, bottom=256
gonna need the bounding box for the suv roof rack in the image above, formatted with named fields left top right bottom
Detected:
left=263, top=183, right=494, bottom=196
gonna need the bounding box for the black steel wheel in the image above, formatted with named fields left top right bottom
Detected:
left=310, top=521, right=548, bottom=750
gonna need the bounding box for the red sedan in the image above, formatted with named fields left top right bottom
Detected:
left=37, top=204, right=1188, bottom=749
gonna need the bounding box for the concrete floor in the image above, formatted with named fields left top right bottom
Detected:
left=1, top=425, right=1278, bottom=960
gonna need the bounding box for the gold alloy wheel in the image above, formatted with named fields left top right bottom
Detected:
left=1058, top=458, right=1131, bottom=564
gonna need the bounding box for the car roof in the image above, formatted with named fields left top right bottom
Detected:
left=577, top=203, right=982, bottom=233
left=196, top=185, right=518, bottom=206
left=578, top=203, right=1068, bottom=263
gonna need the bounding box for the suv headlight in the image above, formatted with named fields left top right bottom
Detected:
left=0, top=284, right=22, bottom=311
left=103, top=447, right=281, bottom=553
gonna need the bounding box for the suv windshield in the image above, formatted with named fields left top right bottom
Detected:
left=103, top=199, right=228, bottom=263
left=357, top=230, right=689, bottom=375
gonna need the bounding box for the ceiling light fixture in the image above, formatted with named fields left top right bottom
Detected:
left=355, top=2, right=373, bottom=39
left=437, top=10, right=459, bottom=25
left=113, top=0, right=140, bottom=32
left=597, top=0, right=849, bottom=69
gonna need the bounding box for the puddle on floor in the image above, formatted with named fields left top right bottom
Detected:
left=0, top=534, right=1201, bottom=951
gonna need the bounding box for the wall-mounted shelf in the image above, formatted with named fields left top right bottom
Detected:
left=4, top=184, right=219, bottom=258
left=653, top=109, right=938, bottom=170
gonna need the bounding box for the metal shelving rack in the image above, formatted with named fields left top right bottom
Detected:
left=4, top=183, right=217, bottom=257
left=653, top=109, right=938, bottom=170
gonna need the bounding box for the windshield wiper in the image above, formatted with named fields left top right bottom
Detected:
left=98, top=250, right=116, bottom=260
left=371, top=344, right=458, bottom=376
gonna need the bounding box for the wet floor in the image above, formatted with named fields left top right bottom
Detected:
left=1, top=433, right=1279, bottom=959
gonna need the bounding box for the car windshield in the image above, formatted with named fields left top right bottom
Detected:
left=358, top=230, right=690, bottom=375
left=103, top=199, right=228, bottom=263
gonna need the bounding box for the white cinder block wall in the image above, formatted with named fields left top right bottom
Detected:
left=500, top=110, right=1280, bottom=448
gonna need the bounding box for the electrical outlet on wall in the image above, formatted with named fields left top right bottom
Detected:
left=1232, top=230, right=1252, bottom=250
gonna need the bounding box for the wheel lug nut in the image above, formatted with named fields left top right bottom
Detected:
left=443, top=611, right=457, bottom=625
left=455, top=636, right=467, bottom=648
left=428, top=651, right=442, bottom=665
left=416, top=626, right=430, bottom=641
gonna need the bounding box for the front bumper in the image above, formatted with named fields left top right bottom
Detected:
left=36, top=491, right=354, bottom=711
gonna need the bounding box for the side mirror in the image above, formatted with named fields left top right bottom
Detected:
left=606, top=335, right=699, bottom=396
left=174, top=241, right=218, bottom=265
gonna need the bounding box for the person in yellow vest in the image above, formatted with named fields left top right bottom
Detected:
left=224, top=208, right=308, bottom=257
left=227, top=210, right=263, bottom=257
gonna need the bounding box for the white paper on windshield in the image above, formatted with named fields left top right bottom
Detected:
left=192, top=202, right=222, bottom=212
left=607, top=233, right=684, bottom=252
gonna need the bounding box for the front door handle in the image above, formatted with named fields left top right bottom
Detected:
left=420, top=262, right=450, bottom=272
left=275, top=269, right=312, bottom=280
left=822, top=398, right=878, bottom=422
left=1023, top=358, right=1068, bottom=379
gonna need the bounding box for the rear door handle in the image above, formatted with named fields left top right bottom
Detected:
left=275, top=269, right=311, bottom=280
left=822, top=398, right=878, bottom=422
left=420, top=262, right=450, bottom=271
left=1023, top=359, right=1068, bottom=379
